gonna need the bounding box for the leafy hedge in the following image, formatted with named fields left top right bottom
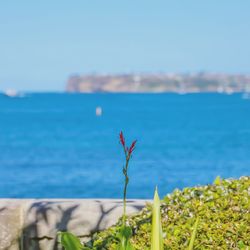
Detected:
left=89, top=177, right=250, bottom=249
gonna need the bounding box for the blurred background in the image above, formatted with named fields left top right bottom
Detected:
left=0, top=1, right=250, bottom=198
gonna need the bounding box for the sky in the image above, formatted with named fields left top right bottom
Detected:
left=1, top=1, right=250, bottom=91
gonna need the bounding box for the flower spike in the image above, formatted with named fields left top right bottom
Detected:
left=120, top=131, right=125, bottom=147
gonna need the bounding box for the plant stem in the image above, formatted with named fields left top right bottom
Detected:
left=123, top=154, right=130, bottom=226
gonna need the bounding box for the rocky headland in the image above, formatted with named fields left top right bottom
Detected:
left=66, top=73, right=250, bottom=93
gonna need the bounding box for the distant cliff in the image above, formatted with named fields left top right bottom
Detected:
left=66, top=73, right=250, bottom=93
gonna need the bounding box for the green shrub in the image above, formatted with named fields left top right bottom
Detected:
left=90, top=177, right=250, bottom=250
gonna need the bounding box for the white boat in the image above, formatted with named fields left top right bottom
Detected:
left=3, top=89, right=23, bottom=98
left=95, top=106, right=102, bottom=116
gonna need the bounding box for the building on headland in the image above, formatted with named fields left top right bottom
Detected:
left=66, top=73, right=250, bottom=93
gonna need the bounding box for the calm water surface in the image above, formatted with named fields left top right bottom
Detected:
left=0, top=93, right=249, bottom=198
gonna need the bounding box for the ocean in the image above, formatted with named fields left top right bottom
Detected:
left=0, top=93, right=249, bottom=198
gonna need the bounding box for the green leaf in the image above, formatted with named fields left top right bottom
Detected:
left=213, top=176, right=221, bottom=185
left=116, top=226, right=134, bottom=250
left=188, top=217, right=199, bottom=250
left=238, top=240, right=246, bottom=249
left=119, top=225, right=133, bottom=239
left=58, top=232, right=84, bottom=250
left=151, top=187, right=163, bottom=250
left=117, top=240, right=134, bottom=250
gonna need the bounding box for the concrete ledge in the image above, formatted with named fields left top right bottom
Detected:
left=0, top=199, right=148, bottom=250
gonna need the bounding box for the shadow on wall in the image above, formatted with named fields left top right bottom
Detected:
left=18, top=200, right=145, bottom=250
left=20, top=201, right=79, bottom=250
left=0, top=207, right=7, bottom=213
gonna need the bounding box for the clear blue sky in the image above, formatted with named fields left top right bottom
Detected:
left=1, top=1, right=250, bottom=91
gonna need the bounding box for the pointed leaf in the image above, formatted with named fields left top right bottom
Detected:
left=213, top=176, right=221, bottom=185
left=151, top=187, right=163, bottom=250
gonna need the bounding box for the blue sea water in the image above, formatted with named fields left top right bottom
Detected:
left=0, top=93, right=249, bottom=199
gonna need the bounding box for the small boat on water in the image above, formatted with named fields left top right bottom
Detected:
left=96, top=106, right=102, bottom=116
left=3, top=89, right=24, bottom=98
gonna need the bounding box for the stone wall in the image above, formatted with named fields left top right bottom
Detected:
left=0, top=199, right=147, bottom=250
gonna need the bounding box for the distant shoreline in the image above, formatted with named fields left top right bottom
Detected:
left=66, top=73, right=250, bottom=94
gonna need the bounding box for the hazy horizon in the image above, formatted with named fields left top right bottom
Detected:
left=1, top=1, right=250, bottom=91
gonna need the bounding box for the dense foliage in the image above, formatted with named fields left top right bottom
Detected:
left=90, top=177, right=250, bottom=250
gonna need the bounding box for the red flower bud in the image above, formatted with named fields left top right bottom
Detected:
left=119, top=131, right=125, bottom=147
left=128, top=140, right=137, bottom=155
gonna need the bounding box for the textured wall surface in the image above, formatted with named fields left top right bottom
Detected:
left=0, top=199, right=147, bottom=250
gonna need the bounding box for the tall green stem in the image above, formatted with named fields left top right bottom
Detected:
left=119, top=131, right=136, bottom=228
left=123, top=154, right=130, bottom=226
